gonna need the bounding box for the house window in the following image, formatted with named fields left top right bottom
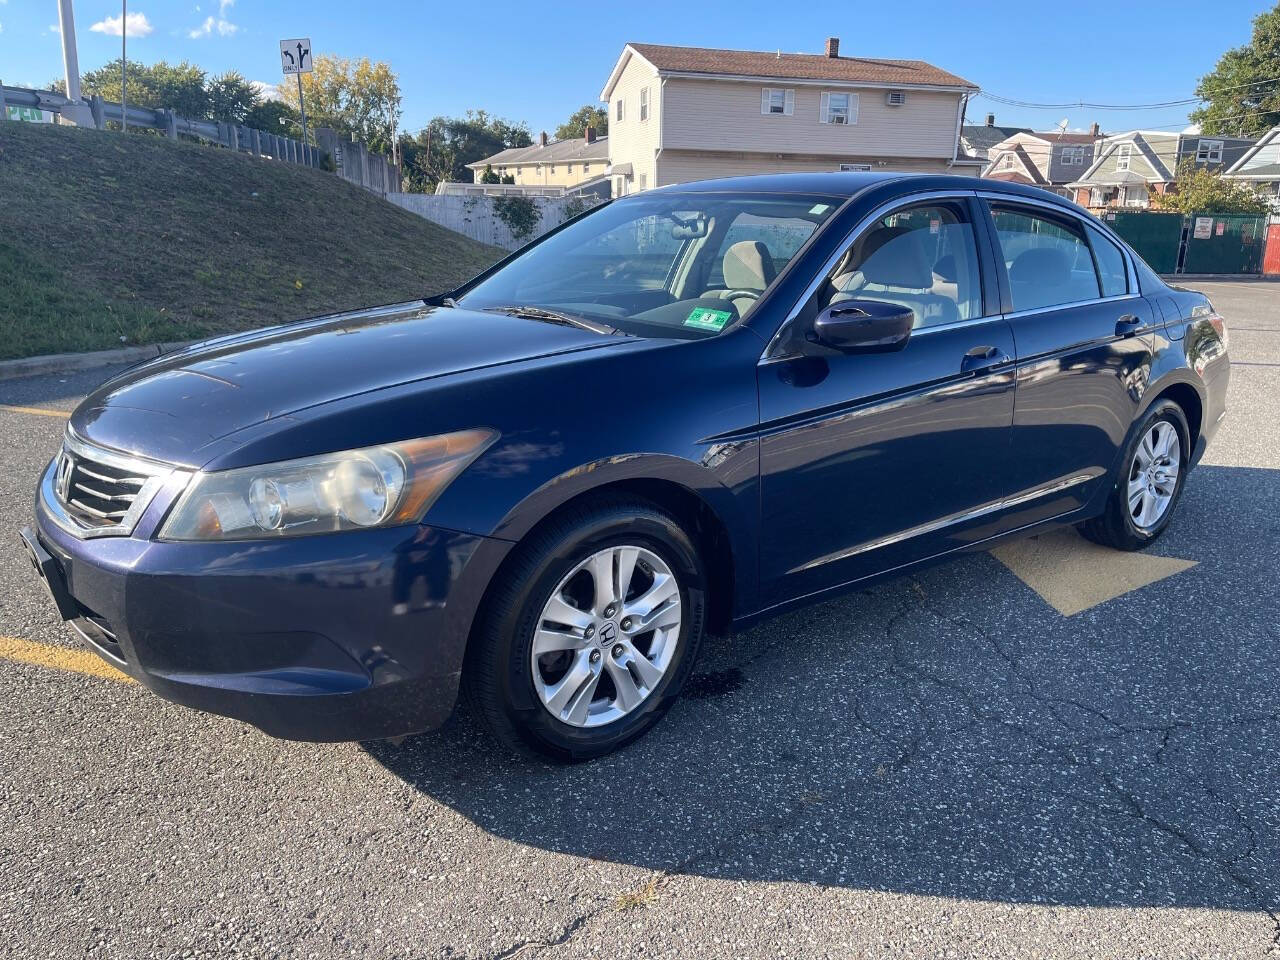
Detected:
left=1001, top=154, right=1015, bottom=170
left=839, top=163, right=872, bottom=171
left=1116, top=144, right=1131, bottom=172
left=567, top=164, right=574, bottom=174
left=1061, top=146, right=1085, bottom=165
left=639, top=173, right=647, bottom=191
left=1197, top=139, right=1224, bottom=163
left=761, top=88, right=794, bottom=115
left=1090, top=188, right=1105, bottom=206
left=640, top=87, right=650, bottom=122
left=820, top=92, right=858, bottom=125
left=615, top=98, right=624, bottom=122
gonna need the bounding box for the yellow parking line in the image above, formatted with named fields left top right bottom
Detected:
left=0, top=404, right=70, bottom=418
left=0, top=635, right=133, bottom=684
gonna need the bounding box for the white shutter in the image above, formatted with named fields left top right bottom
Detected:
left=784, top=89, right=795, bottom=116
left=819, top=92, right=830, bottom=123
left=847, top=93, right=860, bottom=125
left=761, top=89, right=771, bottom=115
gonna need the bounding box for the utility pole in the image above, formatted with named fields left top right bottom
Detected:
left=56, top=0, right=96, bottom=127
left=120, top=0, right=128, bottom=133
left=296, top=70, right=308, bottom=145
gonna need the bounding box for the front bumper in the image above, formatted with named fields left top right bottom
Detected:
left=27, top=459, right=511, bottom=741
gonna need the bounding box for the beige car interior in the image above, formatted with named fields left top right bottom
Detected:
left=718, top=240, right=778, bottom=314
left=828, top=215, right=976, bottom=328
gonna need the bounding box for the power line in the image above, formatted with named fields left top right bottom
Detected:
left=974, top=75, right=1280, bottom=112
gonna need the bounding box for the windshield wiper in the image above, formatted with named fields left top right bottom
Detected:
left=483, top=305, right=624, bottom=336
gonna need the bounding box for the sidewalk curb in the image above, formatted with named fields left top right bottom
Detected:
left=0, top=341, right=196, bottom=382
left=1161, top=274, right=1280, bottom=282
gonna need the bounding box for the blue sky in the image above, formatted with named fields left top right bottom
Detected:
left=0, top=0, right=1272, bottom=137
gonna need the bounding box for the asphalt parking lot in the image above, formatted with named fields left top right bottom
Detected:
left=1, top=280, right=1277, bottom=959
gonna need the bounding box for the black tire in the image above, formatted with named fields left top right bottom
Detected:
left=463, top=495, right=707, bottom=761
left=1079, top=399, right=1190, bottom=551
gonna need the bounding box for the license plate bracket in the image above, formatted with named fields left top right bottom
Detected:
left=19, top=527, right=79, bottom=622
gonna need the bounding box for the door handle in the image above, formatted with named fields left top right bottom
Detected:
left=1115, top=315, right=1143, bottom=338
left=961, top=345, right=1012, bottom=374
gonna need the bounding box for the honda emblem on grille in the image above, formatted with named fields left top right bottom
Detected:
left=55, top=451, right=74, bottom=502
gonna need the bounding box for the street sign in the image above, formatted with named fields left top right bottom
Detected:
left=279, top=38, right=313, bottom=75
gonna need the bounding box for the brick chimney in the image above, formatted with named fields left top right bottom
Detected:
left=1090, top=122, right=1100, bottom=137
left=539, top=130, right=548, bottom=147
left=985, top=113, right=996, bottom=127
left=584, top=125, right=596, bottom=144
left=825, top=37, right=840, bottom=58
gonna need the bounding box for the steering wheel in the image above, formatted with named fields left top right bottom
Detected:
left=721, top=289, right=761, bottom=304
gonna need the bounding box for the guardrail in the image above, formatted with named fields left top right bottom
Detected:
left=1, top=82, right=321, bottom=167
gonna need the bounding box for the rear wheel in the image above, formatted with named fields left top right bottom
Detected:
left=464, top=497, right=706, bottom=761
left=1079, top=399, right=1189, bottom=551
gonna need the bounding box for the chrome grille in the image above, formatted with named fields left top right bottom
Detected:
left=59, top=452, right=147, bottom=527
left=47, top=434, right=182, bottom=539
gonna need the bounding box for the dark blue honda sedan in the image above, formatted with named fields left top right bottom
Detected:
left=22, top=173, right=1230, bottom=760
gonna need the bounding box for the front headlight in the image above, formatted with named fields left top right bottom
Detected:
left=159, top=429, right=496, bottom=541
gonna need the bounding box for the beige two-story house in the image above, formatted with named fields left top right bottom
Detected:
left=466, top=129, right=610, bottom=190
left=600, top=39, right=981, bottom=193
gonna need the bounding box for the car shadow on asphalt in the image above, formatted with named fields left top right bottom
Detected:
left=366, top=465, right=1280, bottom=919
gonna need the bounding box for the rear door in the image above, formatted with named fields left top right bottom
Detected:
left=982, top=198, right=1158, bottom=526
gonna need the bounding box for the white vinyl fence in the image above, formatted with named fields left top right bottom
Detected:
left=388, top=193, right=603, bottom=250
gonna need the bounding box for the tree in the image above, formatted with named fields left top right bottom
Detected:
left=1149, top=160, right=1271, bottom=214
left=1190, top=3, right=1280, bottom=137
left=244, top=98, right=301, bottom=136
left=79, top=59, right=210, bottom=120
left=278, top=54, right=402, bottom=155
left=480, top=164, right=502, bottom=184
left=554, top=104, right=608, bottom=140
left=207, top=71, right=261, bottom=124
left=398, top=110, right=532, bottom=192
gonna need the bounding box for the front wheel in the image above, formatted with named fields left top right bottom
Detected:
left=1079, top=399, right=1190, bottom=551
left=464, top=496, right=706, bottom=761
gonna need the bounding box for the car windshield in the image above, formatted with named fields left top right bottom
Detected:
left=456, top=191, right=843, bottom=338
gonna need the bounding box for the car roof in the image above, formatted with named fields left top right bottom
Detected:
left=657, top=171, right=1083, bottom=210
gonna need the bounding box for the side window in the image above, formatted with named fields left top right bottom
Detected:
left=820, top=201, right=983, bottom=329
left=1086, top=224, right=1129, bottom=297
left=990, top=206, right=1101, bottom=312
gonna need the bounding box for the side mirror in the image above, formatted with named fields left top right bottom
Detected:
left=811, top=299, right=914, bottom=353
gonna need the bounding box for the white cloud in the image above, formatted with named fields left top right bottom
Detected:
left=48, top=23, right=61, bottom=35
left=189, top=0, right=236, bottom=38
left=90, top=12, right=154, bottom=37
left=251, top=80, right=283, bottom=102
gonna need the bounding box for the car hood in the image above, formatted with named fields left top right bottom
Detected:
left=69, top=301, right=626, bottom=466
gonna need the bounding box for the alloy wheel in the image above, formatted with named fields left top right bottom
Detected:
left=531, top=545, right=682, bottom=728
left=1127, top=421, right=1181, bottom=531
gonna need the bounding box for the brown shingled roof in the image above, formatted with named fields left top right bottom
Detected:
left=628, top=42, right=976, bottom=90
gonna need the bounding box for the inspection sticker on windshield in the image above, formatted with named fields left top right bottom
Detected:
left=684, top=307, right=733, bottom=332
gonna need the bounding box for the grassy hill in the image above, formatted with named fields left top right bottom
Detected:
left=0, top=121, right=503, bottom=360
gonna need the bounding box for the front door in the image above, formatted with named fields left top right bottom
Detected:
left=757, top=197, right=1017, bottom=606
left=983, top=201, right=1158, bottom=527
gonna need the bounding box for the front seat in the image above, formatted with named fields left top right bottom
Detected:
left=718, top=240, right=777, bottom=314
left=832, top=226, right=958, bottom=328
